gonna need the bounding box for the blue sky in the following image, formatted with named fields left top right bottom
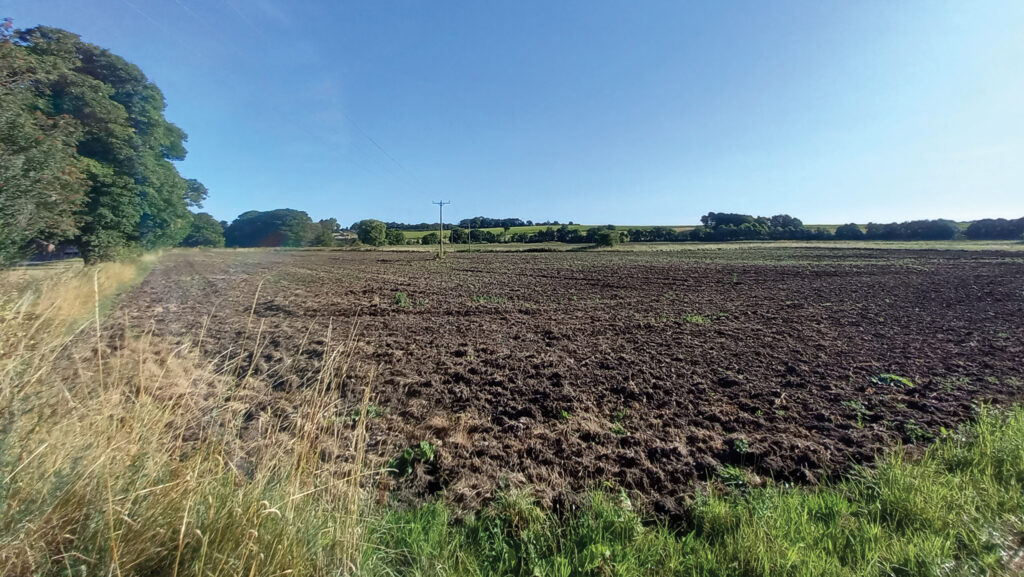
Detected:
left=7, top=1, right=1023, bottom=225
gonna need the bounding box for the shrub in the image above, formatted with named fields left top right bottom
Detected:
left=355, top=219, right=388, bottom=246
left=834, top=223, right=865, bottom=240
left=420, top=232, right=440, bottom=245
left=593, top=229, right=619, bottom=247
left=385, top=229, right=406, bottom=245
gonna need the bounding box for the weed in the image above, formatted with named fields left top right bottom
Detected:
left=558, top=410, right=572, bottom=422
left=683, top=313, right=710, bottom=325
left=842, top=399, right=871, bottom=428
left=903, top=419, right=932, bottom=444
left=719, top=465, right=748, bottom=490
left=732, top=438, right=750, bottom=454
left=610, top=423, right=627, bottom=436
left=871, top=373, right=915, bottom=388
left=388, top=440, right=437, bottom=478
left=937, top=376, right=970, bottom=393
left=350, top=404, right=387, bottom=423
left=472, top=294, right=507, bottom=304
left=395, top=291, right=427, bottom=308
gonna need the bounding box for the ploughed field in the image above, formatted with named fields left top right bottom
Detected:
left=116, top=247, right=1024, bottom=513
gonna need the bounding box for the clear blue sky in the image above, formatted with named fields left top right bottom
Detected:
left=7, top=1, right=1024, bottom=226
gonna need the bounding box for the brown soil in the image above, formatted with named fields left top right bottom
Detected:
left=114, top=247, right=1024, bottom=514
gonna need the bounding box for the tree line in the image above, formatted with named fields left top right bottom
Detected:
left=203, top=212, right=1008, bottom=250
left=370, top=212, right=1019, bottom=245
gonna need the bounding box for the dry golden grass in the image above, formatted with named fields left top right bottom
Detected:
left=0, top=259, right=376, bottom=576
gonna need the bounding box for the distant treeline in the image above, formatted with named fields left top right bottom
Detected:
left=369, top=217, right=568, bottom=231
left=686, top=213, right=965, bottom=242
left=178, top=212, right=1024, bottom=251
left=381, top=212, right=1020, bottom=244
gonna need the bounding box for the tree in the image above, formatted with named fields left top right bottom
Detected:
left=354, top=219, right=387, bottom=246
left=834, top=223, right=865, bottom=240
left=420, top=232, right=440, bottom=245
left=965, top=218, right=1024, bottom=240
left=449, top=227, right=469, bottom=244
left=184, top=179, right=209, bottom=208
left=8, top=25, right=205, bottom=263
left=385, top=229, right=406, bottom=245
left=308, top=219, right=338, bottom=247
left=864, top=220, right=958, bottom=241
left=0, top=66, right=87, bottom=264
left=700, top=212, right=756, bottom=228
left=594, top=229, right=620, bottom=247
left=224, top=209, right=315, bottom=247
left=180, top=212, right=225, bottom=247
left=769, top=214, right=803, bottom=230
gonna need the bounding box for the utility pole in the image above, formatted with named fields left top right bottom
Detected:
left=432, top=201, right=451, bottom=258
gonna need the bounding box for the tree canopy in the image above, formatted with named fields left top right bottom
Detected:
left=354, top=219, right=387, bottom=246
left=224, top=209, right=322, bottom=248
left=181, top=212, right=225, bottom=248
left=0, top=23, right=207, bottom=264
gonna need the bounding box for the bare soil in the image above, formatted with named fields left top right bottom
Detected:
left=114, top=247, right=1024, bottom=514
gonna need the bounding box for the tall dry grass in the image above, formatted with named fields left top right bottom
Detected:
left=0, top=259, right=377, bottom=576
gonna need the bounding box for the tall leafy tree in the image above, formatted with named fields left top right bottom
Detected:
left=181, top=212, right=225, bottom=247
left=354, top=219, right=387, bottom=246
left=224, top=209, right=316, bottom=247
left=0, top=35, right=87, bottom=264
left=11, top=25, right=207, bottom=263
left=308, top=218, right=338, bottom=247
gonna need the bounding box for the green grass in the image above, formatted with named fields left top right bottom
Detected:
left=365, top=405, right=1024, bottom=576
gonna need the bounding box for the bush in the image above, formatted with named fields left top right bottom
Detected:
left=834, top=223, right=865, bottom=240
left=420, top=232, right=440, bottom=245
left=385, top=229, right=406, bottom=246
left=449, top=227, right=469, bottom=244
left=593, top=229, right=620, bottom=247
left=355, top=219, right=388, bottom=246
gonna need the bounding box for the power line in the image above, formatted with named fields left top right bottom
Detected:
left=340, top=112, right=420, bottom=186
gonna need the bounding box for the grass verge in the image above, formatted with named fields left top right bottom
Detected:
left=368, top=406, right=1023, bottom=575
left=1, top=262, right=1022, bottom=576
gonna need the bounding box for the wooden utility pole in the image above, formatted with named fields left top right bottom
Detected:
left=433, top=201, right=451, bottom=258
